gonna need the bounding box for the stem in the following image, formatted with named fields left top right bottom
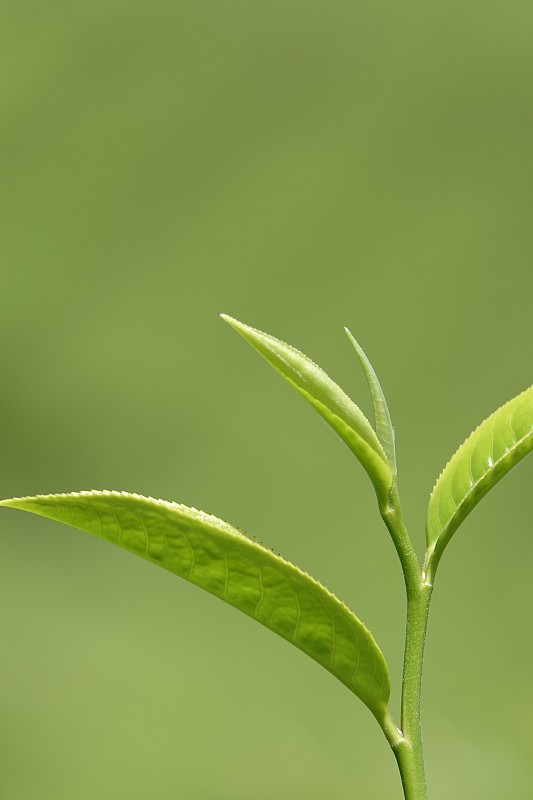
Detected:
left=381, top=485, right=433, bottom=800
left=395, top=581, right=432, bottom=800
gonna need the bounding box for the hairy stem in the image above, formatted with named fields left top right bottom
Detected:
left=381, top=486, right=433, bottom=800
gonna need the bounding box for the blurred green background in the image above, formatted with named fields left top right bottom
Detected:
left=1, top=1, right=533, bottom=798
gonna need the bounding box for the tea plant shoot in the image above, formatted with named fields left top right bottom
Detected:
left=3, top=316, right=533, bottom=799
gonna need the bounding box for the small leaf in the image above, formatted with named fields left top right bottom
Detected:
left=344, top=328, right=396, bottom=474
left=221, top=315, right=393, bottom=507
left=0, top=491, right=391, bottom=722
left=426, top=384, right=533, bottom=580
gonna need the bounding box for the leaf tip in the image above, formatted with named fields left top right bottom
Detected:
left=0, top=496, right=28, bottom=510
left=220, top=314, right=254, bottom=341
left=220, top=313, right=241, bottom=328
left=344, top=326, right=363, bottom=353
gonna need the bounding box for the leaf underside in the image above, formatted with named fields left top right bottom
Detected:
left=426, top=384, right=533, bottom=579
left=0, top=491, right=391, bottom=721
left=221, top=315, right=392, bottom=506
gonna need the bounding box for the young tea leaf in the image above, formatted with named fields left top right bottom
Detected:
left=0, top=491, right=391, bottom=723
left=426, top=384, right=533, bottom=581
left=344, top=328, right=396, bottom=474
left=221, top=315, right=393, bottom=507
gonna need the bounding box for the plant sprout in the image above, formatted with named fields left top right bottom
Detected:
left=2, top=315, right=533, bottom=799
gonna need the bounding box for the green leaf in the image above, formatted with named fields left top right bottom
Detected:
left=344, top=328, right=396, bottom=474
left=426, top=384, right=533, bottom=581
left=0, top=491, right=391, bottom=722
left=221, top=315, right=393, bottom=507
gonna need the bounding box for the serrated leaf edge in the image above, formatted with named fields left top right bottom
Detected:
left=426, top=384, right=533, bottom=570
left=0, top=489, right=381, bottom=659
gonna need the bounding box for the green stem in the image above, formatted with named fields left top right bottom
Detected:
left=381, top=486, right=433, bottom=800
left=395, top=581, right=432, bottom=800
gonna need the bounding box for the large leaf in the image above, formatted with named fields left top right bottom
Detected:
left=344, top=328, right=396, bottom=474
left=426, top=384, right=533, bottom=580
left=221, top=315, right=393, bottom=507
left=0, top=491, right=391, bottom=722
